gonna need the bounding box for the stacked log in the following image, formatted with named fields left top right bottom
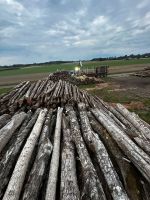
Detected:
left=0, top=75, right=150, bottom=200
left=48, top=72, right=103, bottom=85
left=133, top=66, right=150, bottom=77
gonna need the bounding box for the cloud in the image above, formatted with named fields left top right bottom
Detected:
left=0, top=0, right=150, bottom=65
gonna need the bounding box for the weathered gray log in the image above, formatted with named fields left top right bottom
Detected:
left=0, top=111, right=35, bottom=199
left=88, top=111, right=143, bottom=200
left=0, top=112, right=27, bottom=154
left=78, top=103, right=129, bottom=200
left=61, top=115, right=80, bottom=200
left=0, top=114, right=11, bottom=129
left=3, top=109, right=47, bottom=200
left=91, top=108, right=150, bottom=183
left=21, top=111, right=53, bottom=200
left=66, top=105, right=106, bottom=200
left=45, top=107, right=63, bottom=200
left=116, top=103, right=150, bottom=140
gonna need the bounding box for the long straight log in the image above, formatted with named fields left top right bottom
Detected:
left=0, top=111, right=35, bottom=199
left=3, top=109, right=47, bottom=200
left=78, top=103, right=129, bottom=200
left=66, top=105, right=106, bottom=200
left=91, top=108, right=150, bottom=183
left=116, top=104, right=150, bottom=140
left=88, top=111, right=143, bottom=200
left=45, top=107, right=63, bottom=200
left=0, top=112, right=27, bottom=154
left=21, top=111, right=53, bottom=200
left=61, top=115, right=80, bottom=200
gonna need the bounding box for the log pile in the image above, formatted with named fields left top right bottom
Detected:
left=0, top=76, right=150, bottom=200
left=49, top=72, right=103, bottom=85
left=133, top=66, right=150, bottom=77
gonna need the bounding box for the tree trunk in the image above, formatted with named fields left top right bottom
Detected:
left=116, top=104, right=150, bottom=140
left=2, top=109, right=47, bottom=200
left=21, top=111, right=53, bottom=200
left=88, top=111, right=143, bottom=200
left=45, top=107, right=63, bottom=200
left=61, top=115, right=80, bottom=200
left=0, top=110, right=36, bottom=199
left=78, top=103, right=129, bottom=200
left=91, top=108, right=150, bottom=183
left=66, top=105, right=106, bottom=200
left=0, top=112, right=27, bottom=154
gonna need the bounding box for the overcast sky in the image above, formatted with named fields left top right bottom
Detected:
left=0, top=0, right=150, bottom=65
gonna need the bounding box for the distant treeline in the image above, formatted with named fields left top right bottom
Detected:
left=91, top=53, right=150, bottom=61
left=0, top=53, right=150, bottom=69
left=0, top=61, right=73, bottom=69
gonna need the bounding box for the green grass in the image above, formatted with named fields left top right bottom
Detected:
left=0, top=58, right=150, bottom=77
left=0, top=87, right=12, bottom=95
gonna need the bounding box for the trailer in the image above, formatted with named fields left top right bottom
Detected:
left=95, top=65, right=109, bottom=77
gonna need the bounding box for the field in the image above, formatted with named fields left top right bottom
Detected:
left=0, top=58, right=150, bottom=86
left=0, top=58, right=150, bottom=123
left=0, top=58, right=150, bottom=77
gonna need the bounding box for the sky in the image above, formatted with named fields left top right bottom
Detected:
left=0, top=0, right=150, bottom=65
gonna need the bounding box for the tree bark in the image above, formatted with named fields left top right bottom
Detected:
left=66, top=105, right=106, bottom=200
left=116, top=103, right=150, bottom=140
left=45, top=107, right=63, bottom=200
left=21, top=111, right=53, bottom=200
left=88, top=111, right=143, bottom=200
left=0, top=110, right=36, bottom=199
left=91, top=108, right=150, bottom=183
left=0, top=112, right=27, bottom=154
left=2, top=109, right=47, bottom=200
left=61, top=115, right=80, bottom=200
left=78, top=103, right=129, bottom=200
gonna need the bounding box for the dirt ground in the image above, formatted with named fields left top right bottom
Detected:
left=109, top=75, right=150, bottom=98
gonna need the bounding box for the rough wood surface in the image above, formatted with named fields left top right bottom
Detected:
left=45, top=107, right=63, bottom=200
left=78, top=103, right=129, bottom=200
left=61, top=115, right=80, bottom=200
left=21, top=111, right=53, bottom=200
left=66, top=105, right=106, bottom=200
left=91, top=108, right=150, bottom=183
left=0, top=112, right=27, bottom=154
left=2, top=109, right=47, bottom=200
